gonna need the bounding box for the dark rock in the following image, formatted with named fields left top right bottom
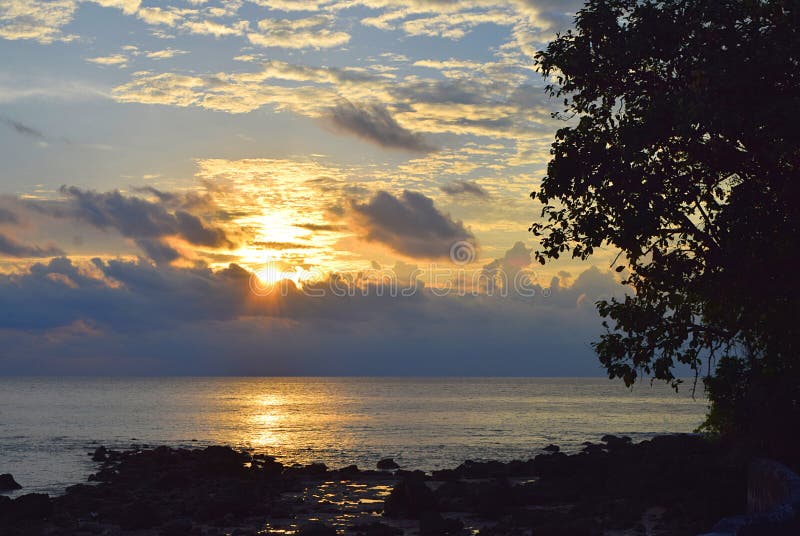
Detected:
left=506, top=459, right=537, bottom=477
left=600, top=435, right=632, bottom=450
left=395, top=469, right=426, bottom=479
left=581, top=443, right=606, bottom=455
left=451, top=460, right=509, bottom=479
left=529, top=515, right=601, bottom=536
left=431, top=468, right=460, bottom=481
left=91, top=446, right=107, bottom=462
left=377, top=458, right=400, bottom=470
left=543, top=444, right=560, bottom=453
left=419, top=511, right=465, bottom=536
left=533, top=452, right=573, bottom=478
left=0, top=474, right=22, bottom=491
left=6, top=493, right=52, bottom=521
left=474, top=479, right=515, bottom=516
left=297, top=521, right=337, bottom=536
left=338, top=464, right=361, bottom=476
left=286, top=462, right=328, bottom=478
left=155, top=468, right=192, bottom=489
left=384, top=474, right=438, bottom=518
left=199, top=445, right=249, bottom=476
left=160, top=516, right=195, bottom=536
left=349, top=521, right=402, bottom=536
left=115, top=500, right=162, bottom=530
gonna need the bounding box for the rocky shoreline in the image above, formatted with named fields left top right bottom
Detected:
left=0, top=434, right=746, bottom=536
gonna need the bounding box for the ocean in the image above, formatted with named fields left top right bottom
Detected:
left=0, top=377, right=706, bottom=497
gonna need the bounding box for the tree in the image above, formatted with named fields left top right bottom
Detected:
left=531, top=0, right=800, bottom=456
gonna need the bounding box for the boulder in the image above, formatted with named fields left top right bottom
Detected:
left=384, top=474, right=438, bottom=518
left=6, top=493, right=52, bottom=521
left=349, top=521, right=402, bottom=536
left=601, top=435, right=632, bottom=450
left=419, top=511, right=465, bottom=536
left=91, top=446, right=108, bottom=462
left=0, top=473, right=21, bottom=491
left=377, top=458, right=400, bottom=470
left=297, top=521, right=337, bottom=536
left=160, top=516, right=195, bottom=536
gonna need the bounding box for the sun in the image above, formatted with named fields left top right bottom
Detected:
left=255, top=263, right=284, bottom=286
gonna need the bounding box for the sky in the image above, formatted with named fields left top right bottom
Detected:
left=0, top=0, right=627, bottom=375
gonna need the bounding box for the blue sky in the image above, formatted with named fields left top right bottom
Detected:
left=0, top=0, right=628, bottom=375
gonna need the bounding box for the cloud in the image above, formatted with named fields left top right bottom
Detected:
left=0, top=233, right=63, bottom=258
left=0, top=0, right=78, bottom=44
left=27, top=186, right=233, bottom=261
left=328, top=101, right=436, bottom=152
left=0, top=256, right=625, bottom=375
left=0, top=115, right=46, bottom=139
left=440, top=180, right=489, bottom=198
left=250, top=241, right=313, bottom=250
left=145, top=48, right=188, bottom=59
left=294, top=222, right=344, bottom=232
left=0, top=207, right=18, bottom=224
left=86, top=54, right=128, bottom=67
left=135, top=6, right=189, bottom=27
left=134, top=237, right=181, bottom=264
left=351, top=190, right=474, bottom=258
left=481, top=241, right=533, bottom=291
left=180, top=19, right=247, bottom=37
left=248, top=15, right=350, bottom=49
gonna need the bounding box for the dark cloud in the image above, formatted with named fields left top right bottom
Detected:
left=0, top=207, right=19, bottom=224
left=132, top=186, right=215, bottom=212
left=134, top=238, right=181, bottom=264
left=480, top=242, right=533, bottom=293
left=396, top=80, right=484, bottom=105
left=294, top=223, right=344, bottom=232
left=0, top=257, right=627, bottom=375
left=1, top=116, right=45, bottom=140
left=328, top=101, right=436, bottom=153
left=0, top=233, right=63, bottom=258
left=25, top=187, right=233, bottom=261
left=483, top=242, right=532, bottom=273
left=440, top=180, right=489, bottom=198
left=351, top=190, right=475, bottom=258
left=58, top=186, right=230, bottom=247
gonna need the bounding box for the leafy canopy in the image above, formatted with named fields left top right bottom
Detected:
left=531, top=0, right=800, bottom=446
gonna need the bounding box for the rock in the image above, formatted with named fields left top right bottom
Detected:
left=543, top=444, right=560, bottom=453
left=533, top=452, right=572, bottom=478
left=0, top=473, right=22, bottom=491
left=297, top=521, right=337, bottom=536
left=338, top=464, right=361, bottom=476
left=600, top=435, right=632, bottom=450
left=116, top=500, right=162, bottom=530
left=6, top=493, right=52, bottom=521
left=450, top=460, right=509, bottom=479
left=377, top=458, right=400, bottom=470
left=91, top=446, right=108, bottom=462
left=419, top=511, right=465, bottom=536
left=384, top=474, right=438, bottom=518
left=199, top=445, right=249, bottom=475
left=582, top=443, right=606, bottom=455
left=473, top=479, right=515, bottom=516
left=160, top=516, right=194, bottom=536
left=349, top=521, right=402, bottom=536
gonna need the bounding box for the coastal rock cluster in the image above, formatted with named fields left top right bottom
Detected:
left=0, top=435, right=746, bottom=535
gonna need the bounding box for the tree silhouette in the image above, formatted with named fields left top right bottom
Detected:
left=531, top=0, right=800, bottom=455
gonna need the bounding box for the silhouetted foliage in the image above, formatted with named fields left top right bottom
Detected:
left=532, top=0, right=800, bottom=455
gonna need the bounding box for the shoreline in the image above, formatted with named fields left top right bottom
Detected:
left=0, top=434, right=745, bottom=536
